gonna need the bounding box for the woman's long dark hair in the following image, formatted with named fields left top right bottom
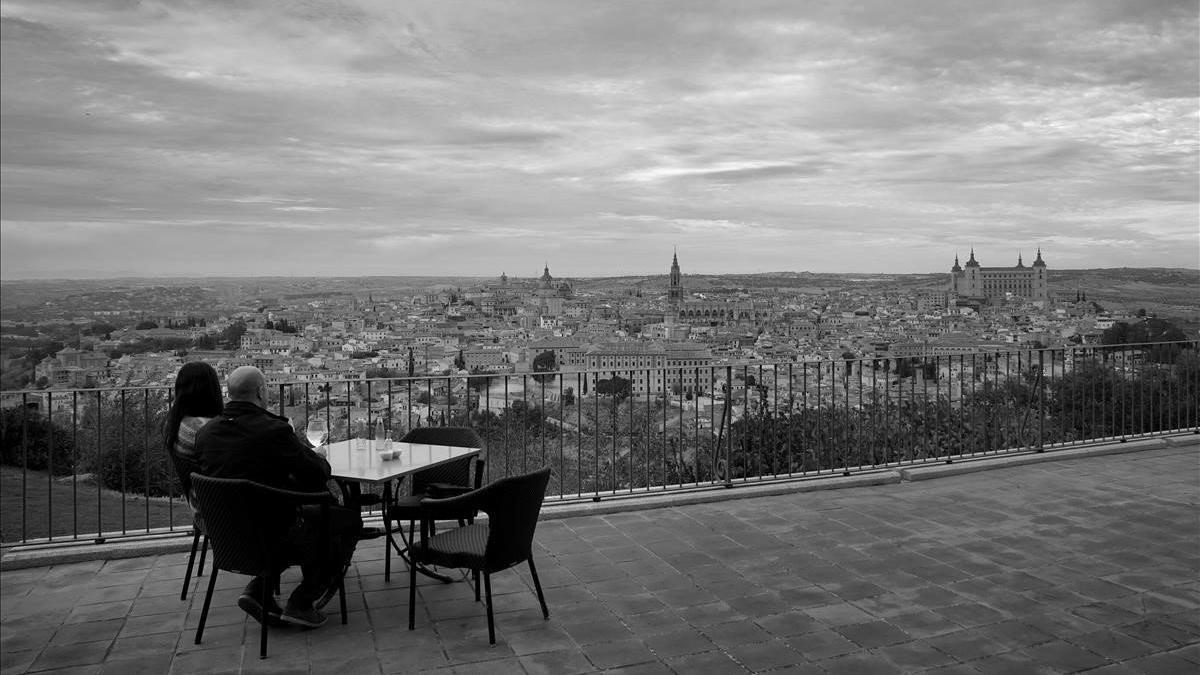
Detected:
left=164, top=361, right=224, bottom=452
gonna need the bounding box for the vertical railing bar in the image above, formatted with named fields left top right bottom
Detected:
left=72, top=391, right=79, bottom=540
left=558, top=371, right=565, bottom=499
left=45, top=392, right=54, bottom=541
left=120, top=389, right=127, bottom=535
left=576, top=372, right=583, bottom=498
left=143, top=389, right=151, bottom=533
left=522, top=373, right=529, bottom=475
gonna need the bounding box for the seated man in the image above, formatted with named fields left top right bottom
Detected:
left=196, top=366, right=361, bottom=628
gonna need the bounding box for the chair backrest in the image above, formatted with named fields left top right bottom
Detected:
left=191, top=474, right=313, bottom=577
left=165, top=443, right=203, bottom=506
left=477, top=467, right=552, bottom=572
left=401, top=427, right=484, bottom=493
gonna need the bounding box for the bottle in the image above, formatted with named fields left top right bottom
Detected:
left=374, top=419, right=389, bottom=450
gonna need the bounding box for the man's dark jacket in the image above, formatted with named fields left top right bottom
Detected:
left=196, top=400, right=330, bottom=493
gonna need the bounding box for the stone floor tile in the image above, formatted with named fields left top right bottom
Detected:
left=677, top=600, right=744, bottom=627
left=817, top=651, right=903, bottom=674
left=0, top=648, right=39, bottom=673
left=519, top=647, right=597, bottom=675
left=925, top=628, right=1010, bottom=662
left=754, top=611, right=823, bottom=638
left=727, top=637, right=805, bottom=672
left=784, top=628, right=860, bottom=661
left=62, top=600, right=132, bottom=625
left=50, top=618, right=125, bottom=646
left=804, top=603, right=876, bottom=627
left=643, top=628, right=714, bottom=659
left=664, top=649, right=748, bottom=673
left=1065, top=628, right=1159, bottom=662
left=884, top=610, right=962, bottom=640
left=599, top=661, right=673, bottom=675
left=932, top=602, right=1008, bottom=629
left=1017, top=639, right=1109, bottom=672
left=966, top=650, right=1062, bottom=674
left=98, top=653, right=175, bottom=675
left=579, top=637, right=655, bottom=670
left=873, top=640, right=959, bottom=671
left=619, top=608, right=688, bottom=635
left=504, top=624, right=576, bottom=656
left=1115, top=617, right=1199, bottom=649
left=108, top=632, right=181, bottom=662
left=29, top=640, right=112, bottom=672
left=832, top=620, right=910, bottom=650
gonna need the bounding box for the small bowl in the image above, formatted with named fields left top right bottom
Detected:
left=376, top=449, right=393, bottom=462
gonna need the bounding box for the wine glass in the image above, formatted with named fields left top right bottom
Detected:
left=305, top=418, right=328, bottom=451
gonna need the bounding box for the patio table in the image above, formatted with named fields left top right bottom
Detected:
left=323, top=439, right=481, bottom=582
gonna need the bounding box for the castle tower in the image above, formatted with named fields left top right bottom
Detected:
left=668, top=249, right=683, bottom=307
left=964, top=248, right=981, bottom=296
left=1032, top=248, right=1048, bottom=300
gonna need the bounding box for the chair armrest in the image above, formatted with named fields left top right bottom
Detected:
left=259, top=485, right=338, bottom=507
left=417, top=488, right=482, bottom=518
left=424, top=483, right=473, bottom=499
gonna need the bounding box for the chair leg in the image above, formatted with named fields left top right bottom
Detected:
left=483, top=572, right=495, bottom=645
left=383, top=512, right=392, bottom=583
left=408, top=552, right=418, bottom=630
left=181, top=528, right=201, bottom=601
left=259, top=573, right=271, bottom=659
left=528, top=558, right=549, bottom=620
left=473, top=570, right=481, bottom=602
left=338, top=574, right=347, bottom=625
left=197, top=535, right=208, bottom=576
left=194, top=567, right=219, bottom=645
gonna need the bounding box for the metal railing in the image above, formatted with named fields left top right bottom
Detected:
left=2, top=341, right=1196, bottom=546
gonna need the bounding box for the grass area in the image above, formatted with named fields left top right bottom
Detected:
left=1, top=465, right=193, bottom=544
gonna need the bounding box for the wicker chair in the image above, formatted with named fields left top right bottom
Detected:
left=383, top=427, right=485, bottom=581
left=408, top=466, right=552, bottom=644
left=190, top=475, right=348, bottom=659
left=164, top=446, right=207, bottom=601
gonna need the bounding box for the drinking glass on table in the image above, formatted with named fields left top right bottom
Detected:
left=306, top=418, right=328, bottom=456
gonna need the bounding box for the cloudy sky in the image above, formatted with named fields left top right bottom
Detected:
left=1, top=0, right=1197, bottom=279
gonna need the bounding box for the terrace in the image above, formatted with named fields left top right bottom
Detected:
left=1, top=344, right=1198, bottom=672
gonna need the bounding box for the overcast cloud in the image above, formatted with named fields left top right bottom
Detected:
left=1, top=0, right=1197, bottom=279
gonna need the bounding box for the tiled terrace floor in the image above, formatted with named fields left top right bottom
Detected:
left=2, top=440, right=1199, bottom=674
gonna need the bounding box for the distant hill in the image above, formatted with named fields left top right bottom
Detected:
left=3, top=268, right=1196, bottom=321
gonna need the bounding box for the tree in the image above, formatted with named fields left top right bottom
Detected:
left=0, top=406, right=78, bottom=474
left=134, top=320, right=158, bottom=330
left=454, top=350, right=466, bottom=370
left=532, top=350, right=556, bottom=383
left=596, top=375, right=631, bottom=403
left=219, top=321, right=247, bottom=349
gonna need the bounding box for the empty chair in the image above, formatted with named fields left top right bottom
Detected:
left=408, top=466, right=552, bottom=644
left=384, top=426, right=485, bottom=581
left=190, top=474, right=348, bottom=659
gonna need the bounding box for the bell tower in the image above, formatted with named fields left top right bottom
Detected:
left=668, top=249, right=683, bottom=307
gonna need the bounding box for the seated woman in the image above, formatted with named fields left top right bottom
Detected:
left=164, top=361, right=224, bottom=463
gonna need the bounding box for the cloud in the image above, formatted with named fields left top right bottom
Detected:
left=1, top=0, right=1196, bottom=278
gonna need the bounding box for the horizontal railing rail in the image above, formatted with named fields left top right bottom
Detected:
left=2, top=341, right=1196, bottom=546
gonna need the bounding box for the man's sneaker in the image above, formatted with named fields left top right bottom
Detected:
left=281, top=603, right=327, bottom=628
left=313, top=562, right=351, bottom=611
left=237, top=594, right=284, bottom=626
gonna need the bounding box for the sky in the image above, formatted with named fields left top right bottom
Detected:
left=1, top=0, right=1198, bottom=280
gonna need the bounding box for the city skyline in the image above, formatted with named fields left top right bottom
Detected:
left=2, top=0, right=1198, bottom=280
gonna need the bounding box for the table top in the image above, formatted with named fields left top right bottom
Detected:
left=322, top=440, right=479, bottom=484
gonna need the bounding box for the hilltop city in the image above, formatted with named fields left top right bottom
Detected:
left=1, top=250, right=1195, bottom=403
